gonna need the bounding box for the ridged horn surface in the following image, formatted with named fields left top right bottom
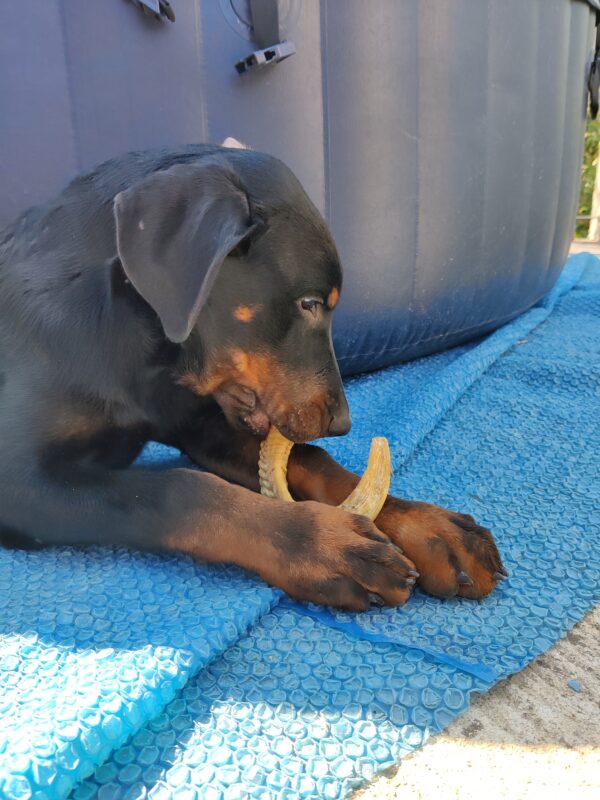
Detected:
left=258, top=426, right=294, bottom=502
left=258, top=428, right=391, bottom=520
left=338, top=437, right=391, bottom=519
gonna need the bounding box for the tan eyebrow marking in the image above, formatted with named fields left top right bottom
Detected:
left=327, top=288, right=340, bottom=309
left=233, top=304, right=258, bottom=323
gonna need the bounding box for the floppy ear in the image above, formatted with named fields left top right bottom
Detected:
left=114, top=162, right=255, bottom=342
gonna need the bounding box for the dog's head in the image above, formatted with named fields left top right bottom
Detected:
left=113, top=148, right=349, bottom=442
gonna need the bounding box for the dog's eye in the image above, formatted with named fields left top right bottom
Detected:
left=300, top=297, right=323, bottom=314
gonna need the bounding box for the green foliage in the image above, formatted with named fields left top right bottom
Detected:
left=576, top=117, right=600, bottom=239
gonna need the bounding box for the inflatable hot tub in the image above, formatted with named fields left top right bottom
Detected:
left=0, top=0, right=597, bottom=373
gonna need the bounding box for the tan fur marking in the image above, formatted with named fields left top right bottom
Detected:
left=233, top=304, right=257, bottom=323
left=179, top=350, right=277, bottom=397
left=327, top=287, right=340, bottom=309
left=179, top=349, right=330, bottom=440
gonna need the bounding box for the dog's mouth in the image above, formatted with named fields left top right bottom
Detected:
left=213, top=382, right=271, bottom=437
left=242, top=402, right=271, bottom=437
left=213, top=380, right=328, bottom=442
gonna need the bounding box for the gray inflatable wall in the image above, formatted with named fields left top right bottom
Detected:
left=0, top=0, right=596, bottom=374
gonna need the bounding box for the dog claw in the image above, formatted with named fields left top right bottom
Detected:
left=368, top=592, right=385, bottom=607
left=458, top=571, right=474, bottom=586
left=408, top=569, right=420, bottom=578
left=493, top=571, right=508, bottom=581
left=497, top=566, right=510, bottom=577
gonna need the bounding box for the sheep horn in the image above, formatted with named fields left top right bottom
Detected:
left=258, top=427, right=391, bottom=520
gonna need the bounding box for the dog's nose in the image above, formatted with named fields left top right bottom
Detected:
left=327, top=405, right=351, bottom=437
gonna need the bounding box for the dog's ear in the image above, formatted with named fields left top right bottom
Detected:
left=114, top=162, right=255, bottom=343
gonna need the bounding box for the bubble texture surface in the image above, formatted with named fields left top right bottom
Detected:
left=0, top=549, right=279, bottom=798
left=1, top=254, right=599, bottom=799
left=77, top=609, right=490, bottom=800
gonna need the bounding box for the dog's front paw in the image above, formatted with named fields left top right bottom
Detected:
left=264, top=503, right=419, bottom=611
left=375, top=499, right=508, bottom=599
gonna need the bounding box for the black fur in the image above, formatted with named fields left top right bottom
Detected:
left=0, top=144, right=504, bottom=610
left=0, top=145, right=370, bottom=599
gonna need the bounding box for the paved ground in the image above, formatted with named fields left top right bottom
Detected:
left=569, top=240, right=600, bottom=256
left=354, top=605, right=600, bottom=799
left=356, top=243, right=599, bottom=799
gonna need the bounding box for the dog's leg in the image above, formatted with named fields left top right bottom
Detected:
left=177, top=418, right=506, bottom=600
left=0, top=459, right=416, bottom=611
left=286, top=445, right=508, bottom=599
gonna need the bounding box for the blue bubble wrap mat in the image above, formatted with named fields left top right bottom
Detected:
left=1, top=253, right=599, bottom=799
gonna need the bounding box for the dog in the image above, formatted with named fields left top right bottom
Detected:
left=0, top=140, right=506, bottom=610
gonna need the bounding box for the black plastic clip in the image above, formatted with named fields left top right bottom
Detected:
left=236, top=41, right=296, bottom=75
left=235, top=0, right=295, bottom=75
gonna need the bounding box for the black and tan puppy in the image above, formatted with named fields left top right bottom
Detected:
left=0, top=143, right=506, bottom=610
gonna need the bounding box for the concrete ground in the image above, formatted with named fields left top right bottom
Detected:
left=354, top=605, right=600, bottom=800
left=568, top=240, right=600, bottom=256
left=356, top=242, right=599, bottom=799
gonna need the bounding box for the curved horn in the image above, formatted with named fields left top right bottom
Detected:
left=258, top=427, right=391, bottom=520
left=258, top=427, right=294, bottom=502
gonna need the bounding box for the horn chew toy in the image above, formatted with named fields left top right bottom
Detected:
left=258, top=426, right=391, bottom=520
